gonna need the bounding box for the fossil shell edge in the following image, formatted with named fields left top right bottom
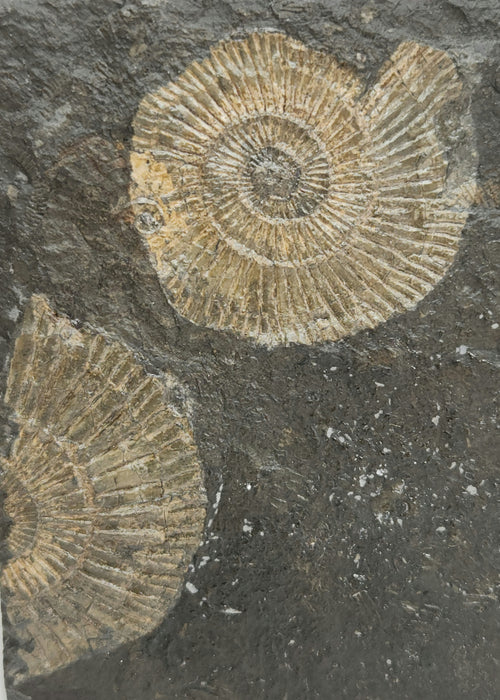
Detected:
left=130, top=33, right=477, bottom=347
left=1, top=295, right=207, bottom=683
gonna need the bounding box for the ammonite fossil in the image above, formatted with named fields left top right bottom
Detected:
left=130, top=32, right=477, bottom=346
left=0, top=295, right=207, bottom=681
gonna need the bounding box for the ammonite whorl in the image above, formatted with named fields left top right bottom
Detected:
left=130, top=32, right=477, bottom=346
left=1, top=296, right=207, bottom=681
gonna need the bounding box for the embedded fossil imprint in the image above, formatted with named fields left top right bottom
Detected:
left=130, top=32, right=477, bottom=347
left=0, top=296, right=207, bottom=681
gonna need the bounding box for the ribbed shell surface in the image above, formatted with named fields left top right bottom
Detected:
left=130, top=33, right=476, bottom=346
left=1, top=296, right=207, bottom=681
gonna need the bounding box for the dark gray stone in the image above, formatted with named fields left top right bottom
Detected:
left=0, top=1, right=498, bottom=698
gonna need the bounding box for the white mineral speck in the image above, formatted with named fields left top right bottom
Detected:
left=431, top=415, right=440, bottom=426
left=7, top=307, right=20, bottom=321
left=186, top=582, right=198, bottom=594
left=465, top=485, right=478, bottom=496
left=222, top=607, right=242, bottom=615
left=456, top=345, right=468, bottom=355
left=359, top=475, right=367, bottom=488
left=206, top=482, right=223, bottom=529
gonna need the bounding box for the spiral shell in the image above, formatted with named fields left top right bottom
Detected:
left=130, top=32, right=476, bottom=346
left=1, top=296, right=206, bottom=681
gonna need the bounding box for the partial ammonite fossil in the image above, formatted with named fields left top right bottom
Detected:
left=130, top=32, right=477, bottom=346
left=0, top=295, right=206, bottom=682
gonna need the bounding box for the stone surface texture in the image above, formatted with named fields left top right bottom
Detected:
left=0, top=1, right=499, bottom=699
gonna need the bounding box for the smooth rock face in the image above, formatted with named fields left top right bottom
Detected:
left=0, top=1, right=498, bottom=699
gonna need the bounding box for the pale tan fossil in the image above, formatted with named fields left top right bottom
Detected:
left=1, top=295, right=207, bottom=681
left=130, top=32, right=477, bottom=346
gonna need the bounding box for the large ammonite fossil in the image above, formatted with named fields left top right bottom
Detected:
left=130, top=32, right=477, bottom=347
left=0, top=295, right=207, bottom=681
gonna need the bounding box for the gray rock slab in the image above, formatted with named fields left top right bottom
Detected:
left=0, top=1, right=498, bottom=698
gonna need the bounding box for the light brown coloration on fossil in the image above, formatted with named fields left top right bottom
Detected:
left=130, top=32, right=476, bottom=347
left=1, top=295, right=207, bottom=682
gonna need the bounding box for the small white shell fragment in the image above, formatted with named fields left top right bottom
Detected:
left=221, top=607, right=242, bottom=616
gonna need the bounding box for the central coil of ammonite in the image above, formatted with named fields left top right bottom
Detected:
left=246, top=146, right=303, bottom=205
left=204, top=115, right=331, bottom=222
left=130, top=31, right=475, bottom=346
left=197, top=113, right=335, bottom=264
